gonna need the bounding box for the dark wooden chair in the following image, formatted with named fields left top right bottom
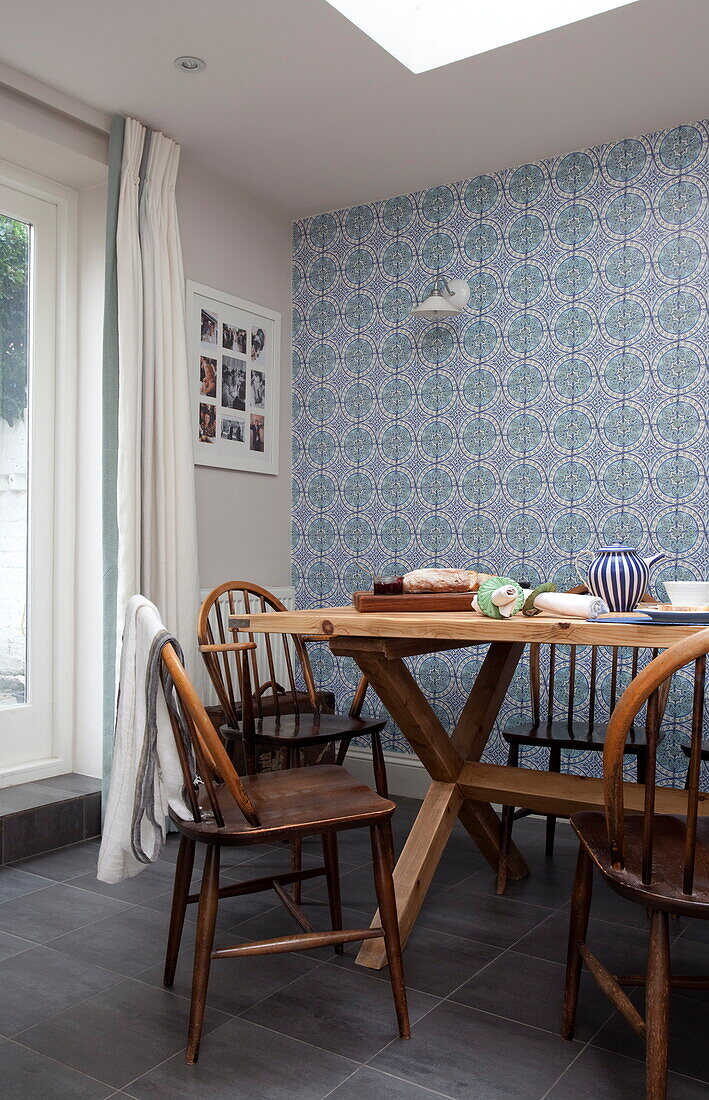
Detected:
left=562, top=627, right=709, bottom=1099
left=198, top=583, right=389, bottom=796
left=496, top=588, right=664, bottom=894
left=160, top=638, right=410, bottom=1065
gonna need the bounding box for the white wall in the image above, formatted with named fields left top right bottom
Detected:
left=177, top=163, right=293, bottom=591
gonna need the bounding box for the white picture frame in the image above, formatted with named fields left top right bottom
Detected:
left=187, top=279, right=280, bottom=475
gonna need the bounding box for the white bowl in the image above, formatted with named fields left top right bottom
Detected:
left=663, top=581, right=709, bottom=607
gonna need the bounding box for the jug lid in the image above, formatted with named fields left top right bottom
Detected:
left=596, top=545, right=638, bottom=552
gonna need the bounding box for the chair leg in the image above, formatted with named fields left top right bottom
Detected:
left=291, top=837, right=303, bottom=905
left=496, top=804, right=515, bottom=895
left=164, top=836, right=196, bottom=987
left=637, top=746, right=647, bottom=785
left=497, top=742, right=518, bottom=895
left=646, top=909, right=670, bottom=1100
left=322, top=831, right=343, bottom=955
left=547, top=744, right=561, bottom=857
left=336, top=736, right=352, bottom=766
left=371, top=730, right=389, bottom=798
left=287, top=745, right=302, bottom=904
left=371, top=821, right=410, bottom=1039
left=561, top=844, right=593, bottom=1040
left=186, top=844, right=220, bottom=1064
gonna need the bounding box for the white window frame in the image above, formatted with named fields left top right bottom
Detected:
left=0, top=159, right=77, bottom=787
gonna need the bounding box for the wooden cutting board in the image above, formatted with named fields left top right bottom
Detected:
left=352, top=590, right=477, bottom=612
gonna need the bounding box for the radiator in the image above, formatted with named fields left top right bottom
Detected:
left=199, top=586, right=296, bottom=706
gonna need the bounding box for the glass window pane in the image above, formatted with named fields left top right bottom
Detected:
left=0, top=214, right=30, bottom=707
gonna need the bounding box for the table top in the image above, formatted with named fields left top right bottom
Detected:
left=230, top=606, right=709, bottom=649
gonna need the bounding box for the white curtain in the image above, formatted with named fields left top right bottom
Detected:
left=115, top=118, right=200, bottom=678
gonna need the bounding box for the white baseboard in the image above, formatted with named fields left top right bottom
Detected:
left=344, top=746, right=431, bottom=799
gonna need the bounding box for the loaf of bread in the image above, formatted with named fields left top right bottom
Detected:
left=402, top=569, right=495, bottom=593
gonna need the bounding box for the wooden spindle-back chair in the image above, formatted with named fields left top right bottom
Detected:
left=198, top=582, right=389, bottom=793
left=562, top=627, right=709, bottom=1099
left=497, top=587, right=665, bottom=893
left=159, top=638, right=409, bottom=1065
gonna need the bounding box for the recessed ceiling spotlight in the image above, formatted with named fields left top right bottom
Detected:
left=174, top=56, right=206, bottom=73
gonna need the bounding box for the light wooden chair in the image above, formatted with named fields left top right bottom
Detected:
left=160, top=638, right=410, bottom=1065
left=562, top=627, right=709, bottom=1099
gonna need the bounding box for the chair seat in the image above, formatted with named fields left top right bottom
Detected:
left=172, top=764, right=394, bottom=845
left=222, top=711, right=386, bottom=748
left=502, top=719, right=647, bottom=753
left=571, top=810, right=709, bottom=918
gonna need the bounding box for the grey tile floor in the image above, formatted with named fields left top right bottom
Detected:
left=0, top=797, right=707, bottom=1099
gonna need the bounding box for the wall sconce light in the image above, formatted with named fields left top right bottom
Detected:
left=411, top=277, right=471, bottom=319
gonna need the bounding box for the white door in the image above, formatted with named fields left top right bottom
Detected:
left=0, top=181, right=58, bottom=772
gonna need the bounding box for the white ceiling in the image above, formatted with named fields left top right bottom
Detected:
left=0, top=0, right=707, bottom=216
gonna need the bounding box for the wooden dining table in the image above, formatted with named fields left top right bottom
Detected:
left=231, top=605, right=709, bottom=970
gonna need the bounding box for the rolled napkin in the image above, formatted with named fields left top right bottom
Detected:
left=473, top=577, right=525, bottom=618
left=533, top=592, right=609, bottom=619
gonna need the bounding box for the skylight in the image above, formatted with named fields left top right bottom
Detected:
left=325, top=0, right=642, bottom=74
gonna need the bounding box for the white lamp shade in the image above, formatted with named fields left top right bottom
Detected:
left=441, top=278, right=471, bottom=310
left=411, top=291, right=460, bottom=319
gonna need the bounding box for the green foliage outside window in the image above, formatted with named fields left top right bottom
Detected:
left=0, top=215, right=29, bottom=427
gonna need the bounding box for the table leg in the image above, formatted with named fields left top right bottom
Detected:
left=356, top=780, right=462, bottom=968
left=352, top=643, right=529, bottom=968
left=452, top=641, right=529, bottom=881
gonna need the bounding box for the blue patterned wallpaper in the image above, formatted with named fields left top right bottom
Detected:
left=291, top=120, right=709, bottom=783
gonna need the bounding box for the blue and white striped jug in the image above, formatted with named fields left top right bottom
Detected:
left=576, top=546, right=664, bottom=612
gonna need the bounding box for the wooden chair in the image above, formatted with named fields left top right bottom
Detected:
left=160, top=638, right=410, bottom=1065
left=198, top=583, right=389, bottom=796
left=562, top=627, right=709, bottom=1100
left=496, top=588, right=663, bottom=894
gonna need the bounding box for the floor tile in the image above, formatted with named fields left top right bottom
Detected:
left=18, top=978, right=231, bottom=1088
left=0, top=882, right=130, bottom=943
left=514, top=910, right=657, bottom=973
left=591, top=988, right=709, bottom=1083
left=547, top=1045, right=709, bottom=1099
left=0, top=928, right=35, bottom=962
left=459, top=845, right=579, bottom=911
left=136, top=928, right=321, bottom=1016
left=371, top=997, right=580, bottom=1099
left=126, top=1015, right=355, bottom=1099
left=32, top=773, right=102, bottom=795
left=449, top=949, right=614, bottom=1041
left=0, top=865, right=54, bottom=903
left=0, top=945, right=120, bottom=1035
left=1, top=1037, right=113, bottom=1099
left=49, top=905, right=186, bottom=977
left=0, top=783, right=72, bottom=813
left=11, top=840, right=102, bottom=882
left=330, top=926, right=501, bottom=999
left=243, top=962, right=437, bottom=1061
left=416, top=883, right=552, bottom=949
left=326, top=1065, right=454, bottom=1099
left=70, top=860, right=179, bottom=904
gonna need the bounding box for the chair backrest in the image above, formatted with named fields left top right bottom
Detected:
left=160, top=639, right=261, bottom=829
left=198, top=582, right=319, bottom=726
left=528, top=585, right=660, bottom=735
left=603, top=626, right=709, bottom=895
